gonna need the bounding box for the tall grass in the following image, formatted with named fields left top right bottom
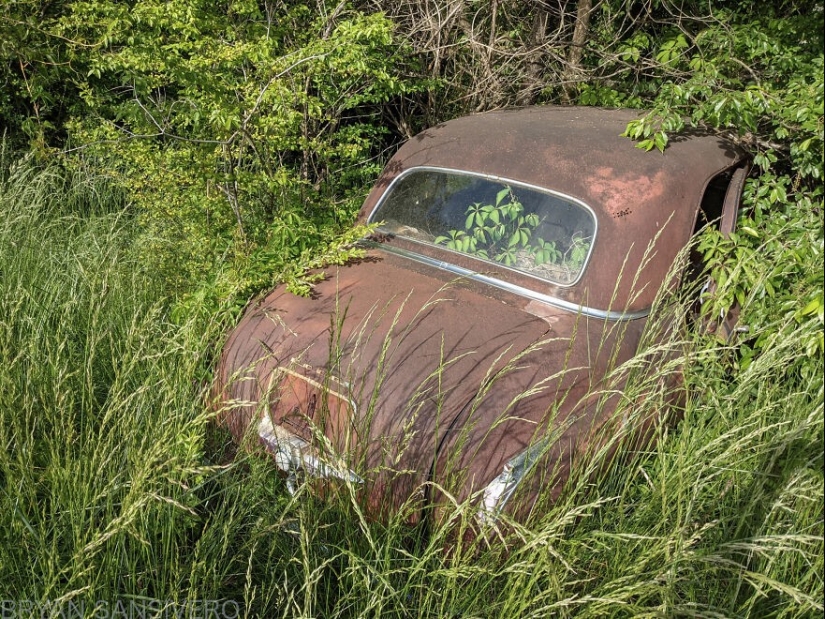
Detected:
left=0, top=156, right=821, bottom=617
left=0, top=158, right=229, bottom=604
left=243, top=269, right=822, bottom=619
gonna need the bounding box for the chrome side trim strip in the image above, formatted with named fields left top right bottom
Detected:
left=365, top=242, right=650, bottom=322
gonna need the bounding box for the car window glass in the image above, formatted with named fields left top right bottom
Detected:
left=369, top=168, right=596, bottom=285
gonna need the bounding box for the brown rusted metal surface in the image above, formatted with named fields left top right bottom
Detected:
left=214, top=106, right=747, bottom=522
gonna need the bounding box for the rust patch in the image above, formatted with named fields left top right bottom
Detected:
left=587, top=167, right=667, bottom=218
left=524, top=299, right=566, bottom=325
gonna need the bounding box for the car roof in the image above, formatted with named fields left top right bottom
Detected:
left=359, top=106, right=748, bottom=313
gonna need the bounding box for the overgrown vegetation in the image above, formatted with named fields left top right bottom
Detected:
left=433, top=185, right=592, bottom=281
left=1, top=0, right=822, bottom=615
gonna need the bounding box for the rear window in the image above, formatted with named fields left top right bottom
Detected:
left=368, top=168, right=596, bottom=285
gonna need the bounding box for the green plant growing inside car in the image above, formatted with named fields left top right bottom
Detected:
left=434, top=186, right=591, bottom=278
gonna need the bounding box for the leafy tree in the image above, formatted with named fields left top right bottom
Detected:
left=0, top=1, right=80, bottom=149
left=1, top=2, right=423, bottom=310
left=606, top=4, right=824, bottom=365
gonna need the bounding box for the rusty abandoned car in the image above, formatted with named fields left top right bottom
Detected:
left=214, top=106, right=749, bottom=523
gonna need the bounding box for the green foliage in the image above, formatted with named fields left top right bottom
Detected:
left=2, top=1, right=424, bottom=310
left=0, top=1, right=78, bottom=150
left=171, top=220, right=380, bottom=324
left=434, top=187, right=590, bottom=273
left=435, top=187, right=539, bottom=265
left=580, top=2, right=825, bottom=374
left=67, top=2, right=416, bottom=298
left=0, top=159, right=224, bottom=601
left=697, top=175, right=824, bottom=370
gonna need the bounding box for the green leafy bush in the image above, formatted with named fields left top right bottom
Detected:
left=434, top=186, right=590, bottom=274
left=578, top=3, right=824, bottom=373
left=2, top=1, right=425, bottom=315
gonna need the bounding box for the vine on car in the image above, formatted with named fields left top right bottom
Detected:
left=434, top=186, right=590, bottom=274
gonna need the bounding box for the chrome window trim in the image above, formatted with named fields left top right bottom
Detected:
left=363, top=241, right=649, bottom=322
left=365, top=165, right=599, bottom=288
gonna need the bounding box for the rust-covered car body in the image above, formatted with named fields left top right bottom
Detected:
left=215, top=106, right=749, bottom=521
